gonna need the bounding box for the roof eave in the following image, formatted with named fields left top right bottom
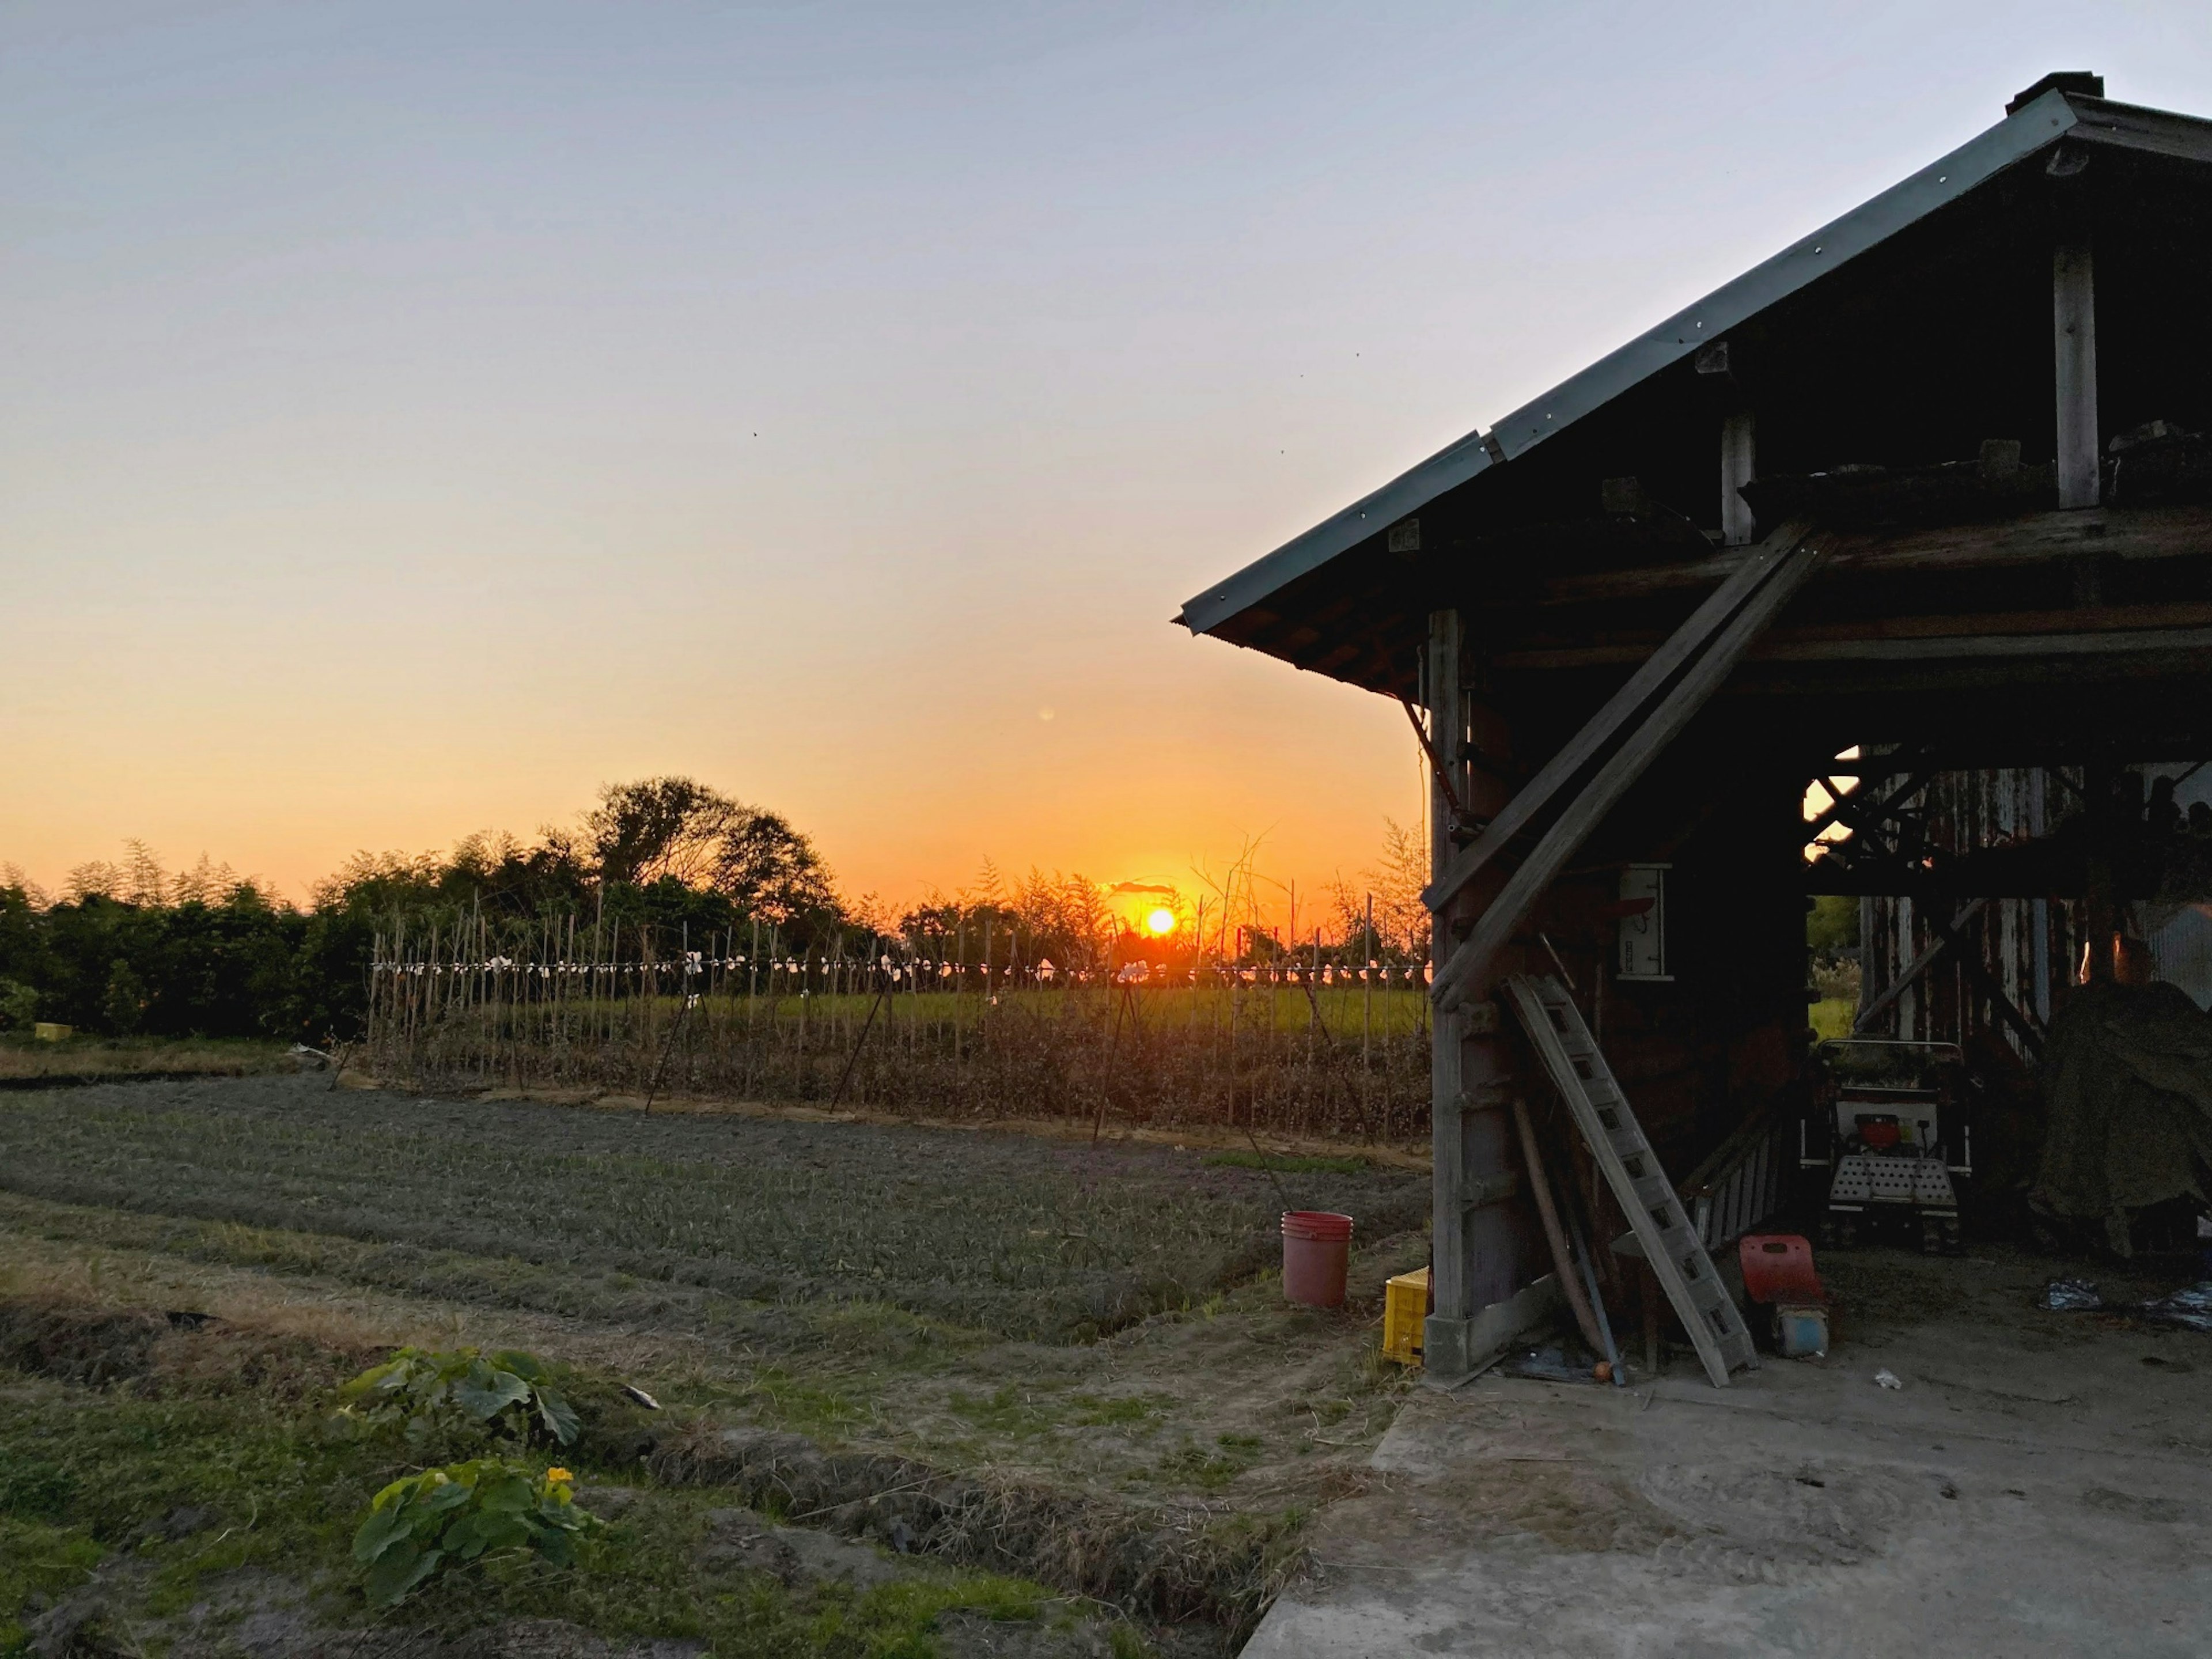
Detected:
left=1180, top=85, right=2091, bottom=644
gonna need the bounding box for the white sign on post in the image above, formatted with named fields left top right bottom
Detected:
left=1618, top=863, right=1671, bottom=982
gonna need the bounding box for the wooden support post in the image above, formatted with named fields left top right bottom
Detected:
left=1721, top=410, right=1757, bottom=547
left=1426, top=610, right=1472, bottom=1374
left=1422, top=612, right=1540, bottom=1378
left=2055, top=239, right=2099, bottom=509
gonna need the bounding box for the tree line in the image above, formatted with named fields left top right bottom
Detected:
left=2, top=777, right=1434, bottom=1045
left=0, top=778, right=842, bottom=1044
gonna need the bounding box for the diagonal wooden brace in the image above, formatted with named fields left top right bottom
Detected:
left=1805, top=766, right=1933, bottom=847
left=1431, top=528, right=1828, bottom=1010
left=1853, top=896, right=2043, bottom=1055
left=1422, top=519, right=1812, bottom=917
left=1854, top=898, right=1986, bottom=1035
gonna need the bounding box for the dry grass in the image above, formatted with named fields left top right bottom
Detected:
left=366, top=966, right=1437, bottom=1141
left=0, top=1034, right=294, bottom=1084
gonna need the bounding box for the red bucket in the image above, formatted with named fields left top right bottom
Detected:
left=1281, top=1211, right=1354, bottom=1308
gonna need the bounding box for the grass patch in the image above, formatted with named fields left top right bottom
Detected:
left=0, top=1312, right=1147, bottom=1658
left=0, top=1514, right=103, bottom=1650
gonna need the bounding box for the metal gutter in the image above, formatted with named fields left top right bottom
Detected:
left=1180, top=88, right=2086, bottom=642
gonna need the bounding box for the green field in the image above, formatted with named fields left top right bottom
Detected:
left=1, top=1072, right=1431, bottom=1654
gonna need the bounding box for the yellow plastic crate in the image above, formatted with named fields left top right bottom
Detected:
left=32, top=1022, right=73, bottom=1043
left=1382, top=1267, right=1430, bottom=1365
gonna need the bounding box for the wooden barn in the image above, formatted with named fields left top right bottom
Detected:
left=1179, top=73, right=2212, bottom=1377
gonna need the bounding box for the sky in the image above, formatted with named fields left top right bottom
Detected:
left=5, top=2, right=2209, bottom=919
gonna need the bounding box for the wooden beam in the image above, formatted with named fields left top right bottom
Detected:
left=1533, top=505, right=2212, bottom=607
left=1804, top=769, right=1932, bottom=846
left=1431, top=532, right=1828, bottom=1010
left=1421, top=520, right=1810, bottom=916
left=1950, top=934, right=2047, bottom=1057
left=1779, top=601, right=2212, bottom=645
left=1721, top=411, right=1757, bottom=548
left=1497, top=613, right=2212, bottom=671
left=2055, top=237, right=2099, bottom=510
left=1761, top=624, right=2212, bottom=665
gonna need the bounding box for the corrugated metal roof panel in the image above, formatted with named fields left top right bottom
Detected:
left=1180, top=88, right=2092, bottom=644
left=1483, top=90, right=2083, bottom=461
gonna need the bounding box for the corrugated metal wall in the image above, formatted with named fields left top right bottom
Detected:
left=2144, top=764, right=2212, bottom=1009
left=1859, top=769, right=2077, bottom=1054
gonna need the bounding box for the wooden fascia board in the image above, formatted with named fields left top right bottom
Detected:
left=2066, top=97, right=2212, bottom=166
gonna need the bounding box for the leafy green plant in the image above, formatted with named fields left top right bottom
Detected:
left=352, top=1459, right=601, bottom=1607
left=338, top=1347, right=580, bottom=1448
left=0, top=978, right=40, bottom=1032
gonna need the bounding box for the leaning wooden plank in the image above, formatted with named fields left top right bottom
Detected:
left=1432, top=532, right=1828, bottom=1011
left=1949, top=937, right=2048, bottom=1057
left=1421, top=518, right=1810, bottom=916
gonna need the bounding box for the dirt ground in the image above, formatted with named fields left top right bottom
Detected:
left=1247, top=1243, right=2212, bottom=1657
left=0, top=1074, right=1434, bottom=1654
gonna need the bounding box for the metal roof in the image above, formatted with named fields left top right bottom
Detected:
left=1179, top=84, right=2212, bottom=643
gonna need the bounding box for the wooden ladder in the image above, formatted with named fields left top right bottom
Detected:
left=1503, top=973, right=1758, bottom=1387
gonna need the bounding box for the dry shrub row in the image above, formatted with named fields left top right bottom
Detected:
left=366, top=961, right=1431, bottom=1141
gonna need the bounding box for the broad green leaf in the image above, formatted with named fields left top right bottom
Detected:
left=536, top=1389, right=581, bottom=1446
left=419, top=1480, right=475, bottom=1515
left=340, top=1359, right=405, bottom=1399
left=490, top=1350, right=547, bottom=1381
left=476, top=1474, right=535, bottom=1514
left=364, top=1541, right=442, bottom=1608
left=369, top=1478, right=408, bottom=1512
left=352, top=1506, right=411, bottom=1564
left=441, top=1512, right=489, bottom=1560
left=454, top=1364, right=532, bottom=1422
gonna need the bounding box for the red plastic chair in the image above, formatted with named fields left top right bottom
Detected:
left=1740, top=1233, right=1827, bottom=1306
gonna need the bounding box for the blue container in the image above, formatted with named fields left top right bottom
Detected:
left=1775, top=1303, right=1830, bottom=1359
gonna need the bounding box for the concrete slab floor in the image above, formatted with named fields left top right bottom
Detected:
left=1245, top=1246, right=2212, bottom=1657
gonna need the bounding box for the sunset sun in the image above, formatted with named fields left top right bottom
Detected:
left=1144, top=907, right=1177, bottom=937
